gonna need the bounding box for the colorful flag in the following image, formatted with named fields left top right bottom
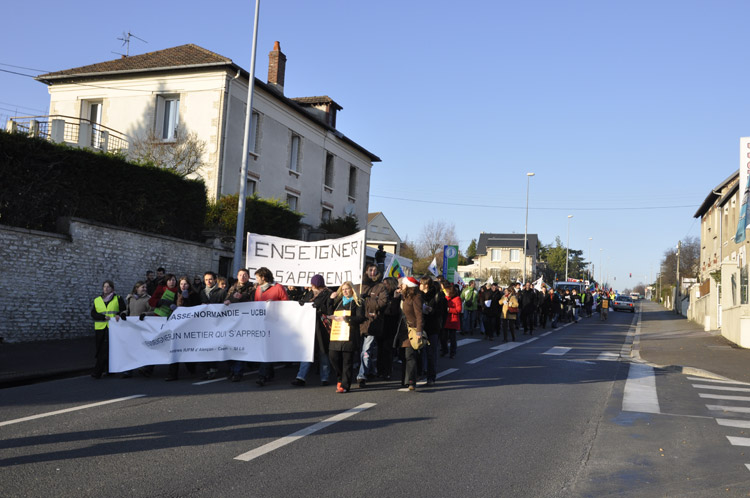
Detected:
left=388, top=257, right=405, bottom=278
left=428, top=257, right=438, bottom=277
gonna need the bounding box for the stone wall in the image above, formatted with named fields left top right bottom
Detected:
left=0, top=218, right=233, bottom=343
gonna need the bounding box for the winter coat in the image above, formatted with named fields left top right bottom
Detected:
left=201, top=285, right=226, bottom=304
left=359, top=275, right=389, bottom=337
left=328, top=297, right=366, bottom=352
left=502, top=294, right=520, bottom=320
left=301, top=287, right=333, bottom=355
left=397, top=292, right=424, bottom=348
left=444, top=295, right=463, bottom=330
left=125, top=293, right=152, bottom=316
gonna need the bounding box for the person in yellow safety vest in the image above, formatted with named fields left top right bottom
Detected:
left=90, top=280, right=126, bottom=379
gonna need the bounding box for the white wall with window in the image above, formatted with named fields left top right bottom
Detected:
left=510, top=249, right=520, bottom=262
left=156, top=95, right=180, bottom=140
left=289, top=134, right=301, bottom=173
left=286, top=193, right=298, bottom=211
left=491, top=249, right=502, bottom=262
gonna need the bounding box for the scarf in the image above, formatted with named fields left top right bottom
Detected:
left=102, top=292, right=114, bottom=303
left=343, top=296, right=353, bottom=306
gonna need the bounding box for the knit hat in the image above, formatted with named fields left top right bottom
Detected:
left=310, top=274, right=325, bottom=288
left=402, top=277, right=419, bottom=288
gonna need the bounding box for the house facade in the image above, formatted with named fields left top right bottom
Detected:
left=31, top=43, right=380, bottom=229
left=689, top=167, right=750, bottom=347
left=365, top=212, right=402, bottom=255
left=474, top=232, right=538, bottom=283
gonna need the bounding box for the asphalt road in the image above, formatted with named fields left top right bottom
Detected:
left=3, top=307, right=750, bottom=497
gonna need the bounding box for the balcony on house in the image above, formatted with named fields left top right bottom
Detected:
left=5, top=115, right=129, bottom=153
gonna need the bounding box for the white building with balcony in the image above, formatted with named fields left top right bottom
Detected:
left=21, top=42, right=380, bottom=229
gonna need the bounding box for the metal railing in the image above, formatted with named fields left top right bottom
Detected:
left=6, top=114, right=129, bottom=153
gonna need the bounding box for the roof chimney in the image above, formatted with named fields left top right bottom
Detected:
left=267, top=41, right=286, bottom=94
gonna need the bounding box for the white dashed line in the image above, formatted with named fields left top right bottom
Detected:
left=0, top=395, right=146, bottom=427
left=716, top=418, right=750, bottom=428
left=234, top=403, right=376, bottom=462
left=727, top=436, right=750, bottom=447
left=705, top=405, right=750, bottom=414
left=699, top=393, right=750, bottom=402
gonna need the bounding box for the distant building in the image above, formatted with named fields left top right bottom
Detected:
left=366, top=212, right=402, bottom=255
left=23, top=42, right=380, bottom=229
left=475, top=233, right=538, bottom=283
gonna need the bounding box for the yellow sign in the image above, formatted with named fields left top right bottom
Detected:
left=330, top=310, right=352, bottom=341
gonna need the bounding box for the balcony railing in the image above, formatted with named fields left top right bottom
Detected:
left=5, top=115, right=129, bottom=153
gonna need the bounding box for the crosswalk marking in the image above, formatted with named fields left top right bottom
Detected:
left=705, top=405, right=750, bottom=414
left=597, top=352, right=619, bottom=361
left=687, top=377, right=750, bottom=386
left=692, top=384, right=750, bottom=393
left=543, top=346, right=571, bottom=356
left=727, top=436, right=750, bottom=447
left=622, top=363, right=660, bottom=414
left=699, top=393, right=750, bottom=402
left=716, top=418, right=750, bottom=428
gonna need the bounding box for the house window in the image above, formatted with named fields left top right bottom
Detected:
left=250, top=111, right=260, bottom=154
left=160, top=97, right=180, bottom=140
left=491, top=249, right=502, bottom=262
left=322, top=208, right=332, bottom=223
left=289, top=134, right=301, bottom=172
left=348, top=165, right=357, bottom=198
left=324, top=153, right=334, bottom=188
left=510, top=249, right=520, bottom=262
left=286, top=193, right=298, bottom=211
left=86, top=101, right=102, bottom=149
left=247, top=179, right=256, bottom=196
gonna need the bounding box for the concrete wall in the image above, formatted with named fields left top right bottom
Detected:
left=687, top=278, right=718, bottom=330
left=0, top=218, right=232, bottom=343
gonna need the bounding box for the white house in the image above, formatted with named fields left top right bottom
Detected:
left=29, top=42, right=380, bottom=229
left=366, top=212, right=402, bottom=255
left=475, top=232, right=539, bottom=283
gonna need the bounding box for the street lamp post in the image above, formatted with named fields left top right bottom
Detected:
left=599, top=248, right=603, bottom=289
left=232, top=0, right=262, bottom=275
left=588, top=237, right=593, bottom=282
left=523, top=172, right=535, bottom=284
left=565, top=214, right=573, bottom=281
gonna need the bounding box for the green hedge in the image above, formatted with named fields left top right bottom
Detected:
left=0, top=131, right=207, bottom=240
left=206, top=193, right=302, bottom=239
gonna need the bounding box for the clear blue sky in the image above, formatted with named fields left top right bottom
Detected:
left=3, top=0, right=748, bottom=290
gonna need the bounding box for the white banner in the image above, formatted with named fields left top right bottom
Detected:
left=245, top=230, right=365, bottom=286
left=108, top=302, right=316, bottom=372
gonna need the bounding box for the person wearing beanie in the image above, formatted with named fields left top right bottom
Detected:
left=292, top=275, right=333, bottom=387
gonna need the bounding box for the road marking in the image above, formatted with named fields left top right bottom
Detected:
left=687, top=377, right=750, bottom=386
left=597, top=352, right=619, bottom=361
left=699, top=393, right=750, bottom=402
left=716, top=418, right=750, bottom=428
left=542, top=346, right=571, bottom=356
left=0, top=395, right=146, bottom=427
left=727, top=436, right=750, bottom=447
left=622, top=363, right=660, bottom=414
left=705, top=405, right=750, bottom=414
left=466, top=338, right=536, bottom=364
left=234, top=402, right=376, bottom=462
left=694, top=384, right=750, bottom=393
left=540, top=331, right=553, bottom=337
left=456, top=338, right=481, bottom=347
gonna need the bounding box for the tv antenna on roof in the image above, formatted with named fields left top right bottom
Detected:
left=113, top=31, right=148, bottom=57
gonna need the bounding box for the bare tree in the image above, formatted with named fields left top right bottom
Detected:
left=659, top=236, right=700, bottom=286
left=130, top=125, right=207, bottom=177
left=417, top=220, right=459, bottom=259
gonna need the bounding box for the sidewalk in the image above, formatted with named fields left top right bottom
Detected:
left=0, top=336, right=93, bottom=388
left=634, top=300, right=750, bottom=384
left=2, top=301, right=749, bottom=388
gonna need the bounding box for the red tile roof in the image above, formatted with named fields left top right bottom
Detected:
left=38, top=44, right=233, bottom=79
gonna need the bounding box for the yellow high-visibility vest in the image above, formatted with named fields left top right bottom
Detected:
left=94, top=296, right=120, bottom=330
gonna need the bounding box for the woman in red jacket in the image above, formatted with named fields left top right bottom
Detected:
left=441, top=281, right=462, bottom=359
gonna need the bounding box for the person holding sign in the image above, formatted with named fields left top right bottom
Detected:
left=90, top=280, right=126, bottom=379
left=396, top=277, right=424, bottom=391
left=148, top=274, right=179, bottom=317
left=291, top=275, right=333, bottom=387
left=328, top=281, right=365, bottom=393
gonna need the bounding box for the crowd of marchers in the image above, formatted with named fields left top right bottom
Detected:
left=90, top=265, right=614, bottom=392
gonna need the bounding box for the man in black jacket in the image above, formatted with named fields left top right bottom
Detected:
left=519, top=282, right=537, bottom=335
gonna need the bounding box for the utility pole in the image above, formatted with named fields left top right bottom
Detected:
left=675, top=240, right=681, bottom=314
left=565, top=215, right=573, bottom=281
left=523, top=172, right=535, bottom=284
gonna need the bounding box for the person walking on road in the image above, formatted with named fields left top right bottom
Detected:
left=90, top=280, right=126, bottom=379
left=328, top=281, right=365, bottom=393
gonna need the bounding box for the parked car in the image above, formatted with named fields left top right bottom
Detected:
left=612, top=295, right=635, bottom=313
